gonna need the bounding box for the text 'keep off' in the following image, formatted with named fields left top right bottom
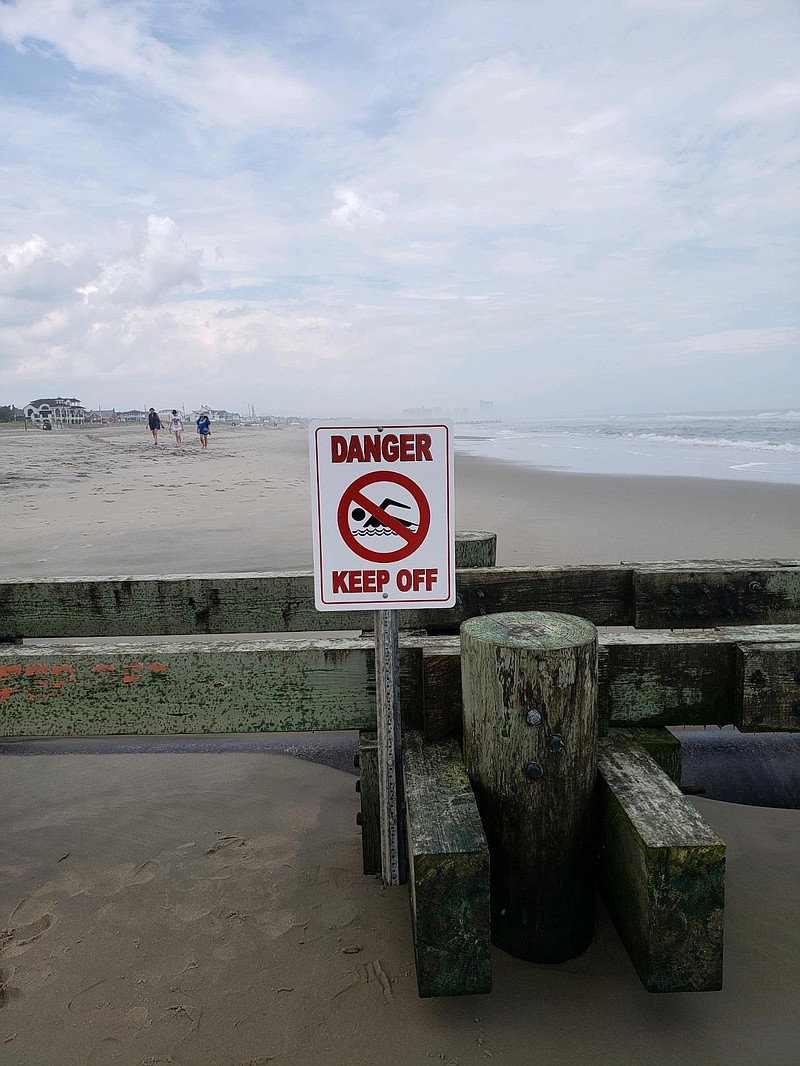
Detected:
left=310, top=423, right=455, bottom=610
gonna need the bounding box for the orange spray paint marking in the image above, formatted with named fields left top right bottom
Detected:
left=0, top=666, right=23, bottom=679
left=52, top=665, right=76, bottom=690
left=121, top=664, right=144, bottom=683
left=147, top=663, right=168, bottom=673
left=92, top=664, right=116, bottom=674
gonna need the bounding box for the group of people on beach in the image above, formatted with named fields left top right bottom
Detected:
left=147, top=408, right=211, bottom=449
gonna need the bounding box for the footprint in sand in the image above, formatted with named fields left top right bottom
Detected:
left=0, top=965, right=22, bottom=1007
left=86, top=1037, right=126, bottom=1064
left=0, top=913, right=56, bottom=959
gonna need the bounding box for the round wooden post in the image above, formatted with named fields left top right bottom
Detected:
left=461, top=611, right=597, bottom=963
left=455, top=530, right=497, bottom=569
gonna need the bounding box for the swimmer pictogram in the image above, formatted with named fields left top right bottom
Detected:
left=337, top=470, right=431, bottom=563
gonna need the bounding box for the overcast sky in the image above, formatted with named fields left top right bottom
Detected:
left=1, top=0, right=798, bottom=418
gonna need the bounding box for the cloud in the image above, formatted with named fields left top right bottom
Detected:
left=0, top=2, right=797, bottom=415
left=78, top=215, right=201, bottom=306
left=329, top=189, right=386, bottom=229
left=680, top=327, right=800, bottom=356
left=0, top=0, right=319, bottom=127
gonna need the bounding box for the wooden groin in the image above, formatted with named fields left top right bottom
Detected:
left=2, top=543, right=798, bottom=998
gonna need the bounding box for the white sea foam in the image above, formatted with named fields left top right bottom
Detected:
left=626, top=432, right=800, bottom=454
left=455, top=410, right=800, bottom=484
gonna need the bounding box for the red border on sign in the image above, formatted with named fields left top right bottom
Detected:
left=337, top=470, right=430, bottom=563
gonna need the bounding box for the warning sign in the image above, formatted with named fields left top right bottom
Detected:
left=310, top=423, right=454, bottom=610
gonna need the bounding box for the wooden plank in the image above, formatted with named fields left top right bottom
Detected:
left=357, top=732, right=381, bottom=876
left=454, top=531, right=497, bottom=569
left=0, top=639, right=423, bottom=738
left=597, top=735, right=725, bottom=993
left=408, top=627, right=800, bottom=733
left=737, top=642, right=800, bottom=732
left=0, top=565, right=636, bottom=639
left=403, top=732, right=491, bottom=997
left=422, top=647, right=462, bottom=741
left=634, top=564, right=800, bottom=629
left=603, top=628, right=800, bottom=730
left=610, top=728, right=681, bottom=784
left=603, top=637, right=737, bottom=727
left=3, top=562, right=798, bottom=640
left=0, top=573, right=350, bottom=639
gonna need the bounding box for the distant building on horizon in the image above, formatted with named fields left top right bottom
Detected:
left=24, top=396, right=86, bottom=426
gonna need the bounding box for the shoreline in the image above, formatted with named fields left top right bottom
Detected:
left=2, top=423, right=798, bottom=578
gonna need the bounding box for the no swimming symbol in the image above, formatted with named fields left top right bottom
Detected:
left=337, top=471, right=431, bottom=563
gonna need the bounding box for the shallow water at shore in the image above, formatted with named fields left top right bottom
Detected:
left=455, top=410, right=800, bottom=484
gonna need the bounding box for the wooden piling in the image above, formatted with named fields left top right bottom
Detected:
left=454, top=531, right=497, bottom=569
left=461, top=611, right=598, bottom=962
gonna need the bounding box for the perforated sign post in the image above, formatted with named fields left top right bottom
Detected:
left=310, top=422, right=455, bottom=885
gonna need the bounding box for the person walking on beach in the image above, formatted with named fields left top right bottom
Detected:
left=169, top=409, right=184, bottom=445
left=147, top=408, right=162, bottom=446
left=196, top=409, right=211, bottom=449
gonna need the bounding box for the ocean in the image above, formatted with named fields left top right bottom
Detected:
left=454, top=410, right=800, bottom=486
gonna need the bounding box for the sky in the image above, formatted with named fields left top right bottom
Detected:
left=0, top=0, right=798, bottom=419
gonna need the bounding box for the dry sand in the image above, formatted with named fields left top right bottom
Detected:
left=1, top=421, right=799, bottom=1065
left=2, top=421, right=798, bottom=577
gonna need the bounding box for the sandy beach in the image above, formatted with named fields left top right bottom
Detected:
left=1, top=422, right=799, bottom=1065
left=2, top=421, right=798, bottom=577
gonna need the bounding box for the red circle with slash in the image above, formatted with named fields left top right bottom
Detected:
left=337, top=471, right=431, bottom=563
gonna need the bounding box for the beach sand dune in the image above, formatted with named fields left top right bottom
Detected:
left=1, top=422, right=799, bottom=1064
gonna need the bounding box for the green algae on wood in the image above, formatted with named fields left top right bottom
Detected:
left=0, top=639, right=422, bottom=737
left=597, top=734, right=725, bottom=993
left=610, top=727, right=682, bottom=784
left=461, top=611, right=598, bottom=963
left=403, top=731, right=491, bottom=997
left=737, top=641, right=800, bottom=731
left=454, top=531, right=497, bottom=569
left=0, top=564, right=636, bottom=639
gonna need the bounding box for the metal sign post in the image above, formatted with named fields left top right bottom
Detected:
left=375, top=608, right=404, bottom=885
left=309, top=421, right=454, bottom=887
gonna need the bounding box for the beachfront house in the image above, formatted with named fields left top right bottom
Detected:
left=24, top=397, right=86, bottom=426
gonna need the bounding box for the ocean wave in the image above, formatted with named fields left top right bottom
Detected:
left=626, top=432, right=800, bottom=454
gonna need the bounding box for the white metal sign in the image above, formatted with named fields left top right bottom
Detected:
left=310, top=421, right=455, bottom=610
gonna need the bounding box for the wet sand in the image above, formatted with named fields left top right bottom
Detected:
left=1, top=421, right=799, bottom=1065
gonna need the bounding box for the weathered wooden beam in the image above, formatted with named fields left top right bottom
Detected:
left=737, top=641, right=800, bottom=732
left=454, top=531, right=497, bottom=569
left=357, top=732, right=381, bottom=876
left=422, top=647, right=462, bottom=741
left=609, top=727, right=681, bottom=784
left=602, top=627, right=800, bottom=729
left=402, top=732, right=491, bottom=997
left=0, top=639, right=423, bottom=737
left=634, top=563, right=800, bottom=629
left=404, top=627, right=800, bottom=734
left=602, top=635, right=737, bottom=727
left=0, top=565, right=636, bottom=639
left=597, top=735, right=725, bottom=992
